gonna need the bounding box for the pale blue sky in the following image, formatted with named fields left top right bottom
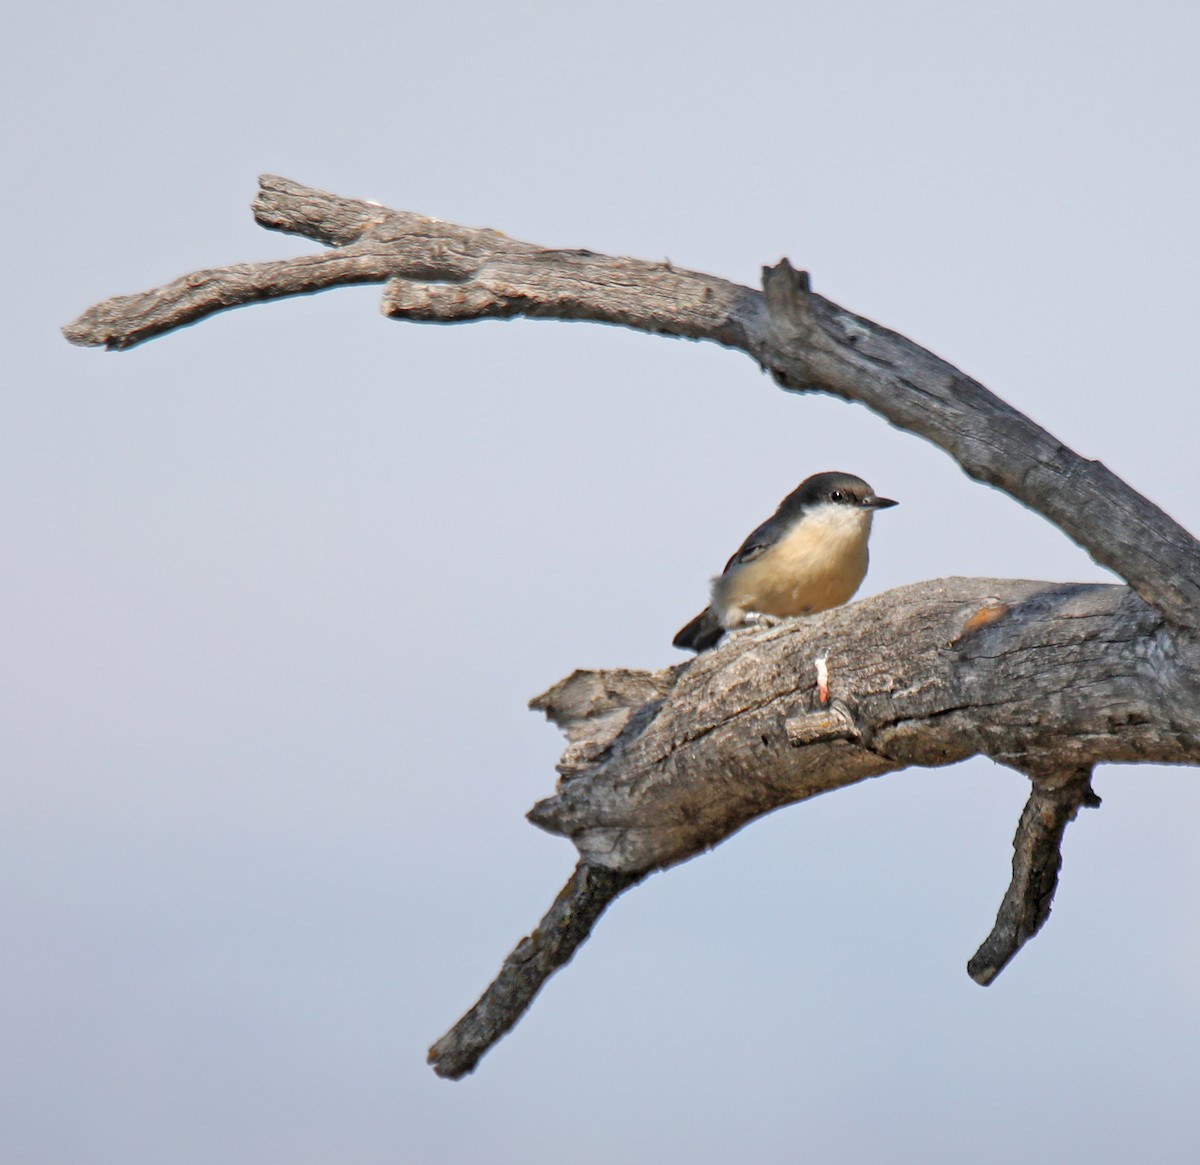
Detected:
left=5, top=3, right=1200, bottom=1162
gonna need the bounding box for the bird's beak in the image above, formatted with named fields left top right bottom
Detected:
left=863, top=495, right=898, bottom=509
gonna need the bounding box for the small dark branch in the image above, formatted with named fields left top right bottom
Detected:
left=967, top=768, right=1101, bottom=985
left=428, top=862, right=646, bottom=1079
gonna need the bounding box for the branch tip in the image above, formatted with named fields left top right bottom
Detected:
left=785, top=704, right=859, bottom=746
left=967, top=769, right=1099, bottom=985
left=428, top=862, right=645, bottom=1079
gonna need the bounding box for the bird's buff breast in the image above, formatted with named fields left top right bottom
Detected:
left=714, top=507, right=871, bottom=627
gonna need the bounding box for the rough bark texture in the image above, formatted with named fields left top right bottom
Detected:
left=64, top=177, right=1200, bottom=1078
left=527, top=580, right=1197, bottom=870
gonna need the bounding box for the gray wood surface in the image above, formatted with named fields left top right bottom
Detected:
left=65, top=176, right=1200, bottom=1078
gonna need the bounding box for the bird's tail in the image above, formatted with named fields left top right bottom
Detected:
left=672, top=607, right=725, bottom=653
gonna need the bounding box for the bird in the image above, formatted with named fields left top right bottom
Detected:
left=672, top=471, right=897, bottom=653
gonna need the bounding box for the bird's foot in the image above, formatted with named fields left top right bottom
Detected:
left=740, top=611, right=784, bottom=630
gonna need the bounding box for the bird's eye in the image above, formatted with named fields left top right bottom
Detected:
left=830, top=490, right=847, bottom=503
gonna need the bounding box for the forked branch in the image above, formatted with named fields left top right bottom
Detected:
left=64, top=177, right=1200, bottom=1077
left=65, top=175, right=1200, bottom=626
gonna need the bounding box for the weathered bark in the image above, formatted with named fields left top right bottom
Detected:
left=526, top=579, right=1197, bottom=870
left=64, top=177, right=1200, bottom=1079
left=64, top=176, right=1200, bottom=627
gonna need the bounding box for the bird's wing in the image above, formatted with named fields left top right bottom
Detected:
left=722, top=513, right=783, bottom=573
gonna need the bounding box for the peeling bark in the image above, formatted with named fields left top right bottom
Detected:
left=64, top=177, right=1200, bottom=1077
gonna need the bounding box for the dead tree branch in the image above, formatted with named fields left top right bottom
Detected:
left=968, top=767, right=1101, bottom=985
left=64, top=177, right=1200, bottom=1077
left=427, top=863, right=646, bottom=1079
left=65, top=175, right=1200, bottom=627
